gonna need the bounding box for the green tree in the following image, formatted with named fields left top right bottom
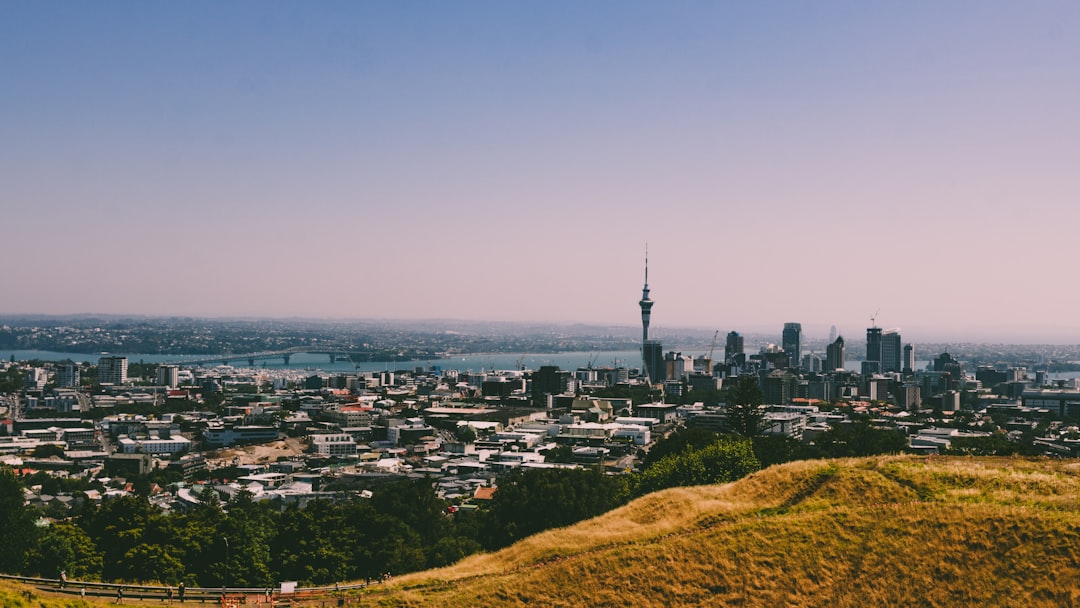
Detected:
left=31, top=444, right=66, bottom=459
left=80, top=494, right=161, bottom=580
left=632, top=437, right=760, bottom=497
left=27, top=521, right=103, bottom=580
left=724, top=375, right=766, bottom=437
left=0, top=467, right=37, bottom=574
left=544, top=445, right=575, bottom=463
left=481, top=468, right=629, bottom=550
left=814, top=419, right=908, bottom=457
left=643, top=427, right=720, bottom=469
left=454, top=425, right=477, bottom=443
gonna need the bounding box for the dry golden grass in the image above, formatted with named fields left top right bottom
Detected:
left=351, top=456, right=1080, bottom=607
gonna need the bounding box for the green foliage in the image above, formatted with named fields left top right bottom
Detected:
left=724, top=375, right=767, bottom=437
left=454, top=425, right=477, bottom=443
left=643, top=427, right=721, bottom=469
left=0, top=467, right=38, bottom=574
left=544, top=445, right=575, bottom=463
left=482, top=468, right=629, bottom=550
left=27, top=522, right=103, bottom=580
left=751, top=435, right=821, bottom=468
left=632, top=437, right=760, bottom=497
left=0, top=367, right=25, bottom=393
left=31, top=444, right=66, bottom=459
left=942, top=432, right=1037, bottom=456
left=813, top=419, right=908, bottom=457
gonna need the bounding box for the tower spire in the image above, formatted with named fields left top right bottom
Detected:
left=639, top=246, right=654, bottom=343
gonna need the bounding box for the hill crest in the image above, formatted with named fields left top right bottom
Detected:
left=365, top=456, right=1080, bottom=607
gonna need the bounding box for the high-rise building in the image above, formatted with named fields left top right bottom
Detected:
left=157, top=365, right=179, bottom=388
left=882, top=329, right=902, bottom=373
left=828, top=325, right=838, bottom=344
left=98, top=356, right=128, bottom=385
left=866, top=327, right=883, bottom=370
left=643, top=340, right=664, bottom=384
left=782, top=322, right=802, bottom=369
left=826, top=336, right=846, bottom=372
left=903, top=344, right=915, bottom=374
left=57, top=363, right=80, bottom=388
left=725, top=331, right=744, bottom=362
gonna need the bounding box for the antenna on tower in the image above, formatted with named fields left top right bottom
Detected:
left=644, top=243, right=649, bottom=287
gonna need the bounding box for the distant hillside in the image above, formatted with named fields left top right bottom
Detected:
left=356, top=456, right=1080, bottom=607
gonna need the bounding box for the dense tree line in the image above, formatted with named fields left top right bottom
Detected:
left=0, top=436, right=769, bottom=586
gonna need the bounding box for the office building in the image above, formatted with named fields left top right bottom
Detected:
left=903, top=344, right=915, bottom=374
left=782, top=323, right=802, bottom=369
left=725, top=331, right=744, bottom=363
left=56, top=364, right=80, bottom=388
left=643, top=340, right=664, bottom=384
left=866, top=327, right=883, bottom=370
left=98, top=356, right=128, bottom=385
left=882, top=330, right=902, bottom=373
left=156, top=365, right=179, bottom=388
left=826, top=336, right=845, bottom=372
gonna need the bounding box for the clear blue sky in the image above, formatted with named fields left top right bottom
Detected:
left=4, top=2, right=1080, bottom=342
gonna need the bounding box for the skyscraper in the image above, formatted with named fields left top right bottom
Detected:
left=643, top=340, right=664, bottom=384
left=725, top=331, right=744, bottom=362
left=903, top=343, right=915, bottom=374
left=866, top=327, right=883, bottom=372
left=882, top=329, right=902, bottom=373
left=782, top=322, right=802, bottom=369
left=98, top=356, right=128, bottom=385
left=826, top=336, right=845, bottom=372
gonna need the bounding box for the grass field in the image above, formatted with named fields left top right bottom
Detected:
left=9, top=456, right=1080, bottom=607
left=351, top=456, right=1080, bottom=607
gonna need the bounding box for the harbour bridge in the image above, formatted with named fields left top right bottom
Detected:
left=161, top=346, right=379, bottom=367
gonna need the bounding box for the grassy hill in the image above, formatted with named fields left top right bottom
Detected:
left=355, top=456, right=1080, bottom=607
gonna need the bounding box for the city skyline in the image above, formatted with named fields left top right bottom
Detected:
left=5, top=3, right=1080, bottom=342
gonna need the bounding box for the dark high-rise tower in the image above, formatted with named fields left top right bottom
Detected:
left=826, top=336, right=846, bottom=372
left=865, top=326, right=883, bottom=374
left=639, top=249, right=653, bottom=343
left=725, top=331, right=744, bottom=362
left=782, top=322, right=802, bottom=369
left=882, top=329, right=902, bottom=373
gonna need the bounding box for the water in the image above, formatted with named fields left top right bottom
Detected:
left=2, top=349, right=647, bottom=373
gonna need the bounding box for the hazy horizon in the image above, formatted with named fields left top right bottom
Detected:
left=5, top=3, right=1080, bottom=342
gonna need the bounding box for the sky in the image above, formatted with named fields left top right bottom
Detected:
left=4, top=2, right=1080, bottom=343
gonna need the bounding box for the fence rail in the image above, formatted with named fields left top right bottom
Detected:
left=0, top=574, right=373, bottom=605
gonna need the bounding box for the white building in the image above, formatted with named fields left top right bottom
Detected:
left=310, top=433, right=358, bottom=457
left=156, top=365, right=179, bottom=388
left=117, top=434, right=191, bottom=454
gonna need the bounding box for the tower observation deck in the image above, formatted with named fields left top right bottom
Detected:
left=639, top=250, right=653, bottom=343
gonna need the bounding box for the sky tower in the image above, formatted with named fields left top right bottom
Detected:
left=639, top=248, right=653, bottom=342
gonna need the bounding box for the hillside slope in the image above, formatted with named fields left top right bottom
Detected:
left=356, top=456, right=1080, bottom=607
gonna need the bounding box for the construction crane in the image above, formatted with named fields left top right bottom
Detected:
left=870, top=309, right=880, bottom=328
left=708, top=330, right=719, bottom=362
left=516, top=354, right=526, bottom=370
